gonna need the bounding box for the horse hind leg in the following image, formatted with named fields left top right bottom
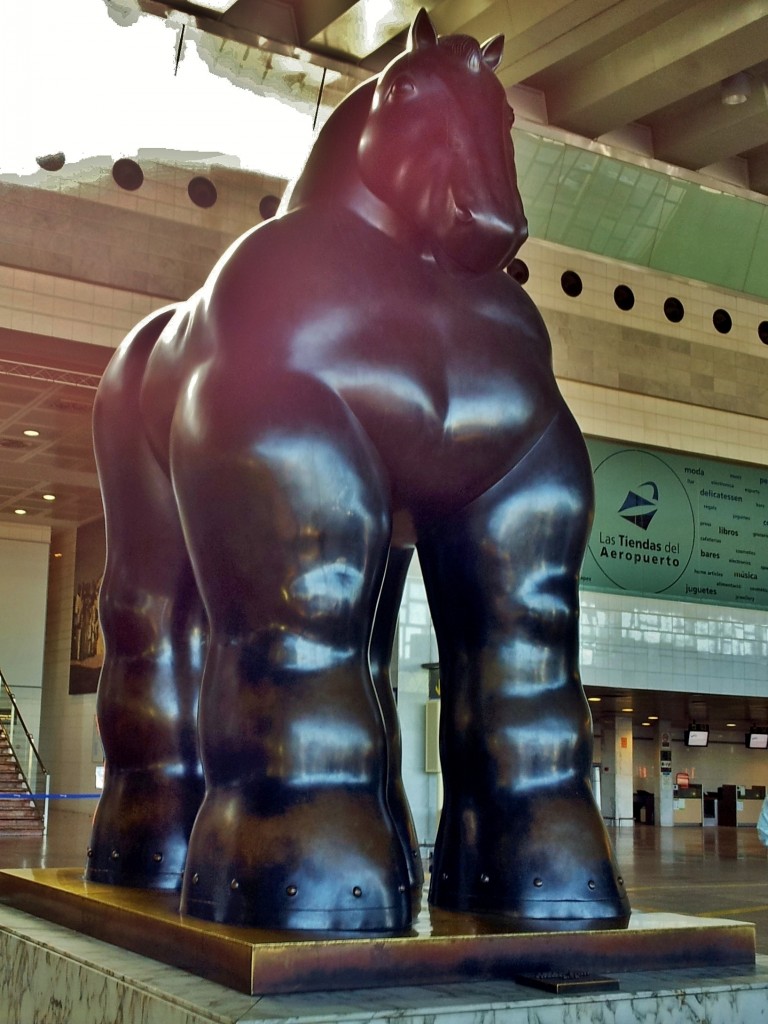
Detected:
left=85, top=312, right=205, bottom=890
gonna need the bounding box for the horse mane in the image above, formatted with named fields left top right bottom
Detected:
left=281, top=79, right=376, bottom=213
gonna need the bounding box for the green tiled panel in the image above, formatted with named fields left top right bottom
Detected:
left=514, top=129, right=768, bottom=301
left=743, top=205, right=768, bottom=299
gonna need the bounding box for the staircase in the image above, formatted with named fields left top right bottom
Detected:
left=0, top=669, right=48, bottom=838
left=0, top=725, right=44, bottom=836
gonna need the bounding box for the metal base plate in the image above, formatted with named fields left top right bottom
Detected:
left=0, top=868, right=755, bottom=995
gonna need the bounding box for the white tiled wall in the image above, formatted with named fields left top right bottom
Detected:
left=0, top=266, right=164, bottom=347
left=523, top=237, right=768, bottom=359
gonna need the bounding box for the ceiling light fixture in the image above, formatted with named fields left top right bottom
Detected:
left=190, top=0, right=239, bottom=12
left=23, top=429, right=40, bottom=437
left=721, top=71, right=751, bottom=106
left=587, top=696, right=601, bottom=703
left=621, top=707, right=634, bottom=713
left=42, top=493, right=56, bottom=501
left=14, top=508, right=27, bottom=515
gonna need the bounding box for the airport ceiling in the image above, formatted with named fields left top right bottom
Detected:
left=144, top=0, right=768, bottom=191
left=1, top=1, right=768, bottom=731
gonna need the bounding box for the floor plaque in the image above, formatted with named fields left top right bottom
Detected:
left=0, top=868, right=756, bottom=995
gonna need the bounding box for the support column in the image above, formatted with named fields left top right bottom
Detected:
left=600, top=715, right=634, bottom=826
left=656, top=721, right=675, bottom=827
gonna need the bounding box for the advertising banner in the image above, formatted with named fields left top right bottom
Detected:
left=581, top=438, right=768, bottom=610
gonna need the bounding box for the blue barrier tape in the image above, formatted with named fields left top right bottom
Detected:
left=0, top=793, right=100, bottom=800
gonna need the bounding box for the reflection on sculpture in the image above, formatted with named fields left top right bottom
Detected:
left=86, top=9, right=630, bottom=934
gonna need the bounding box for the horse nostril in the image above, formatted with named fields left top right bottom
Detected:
left=455, top=205, right=473, bottom=224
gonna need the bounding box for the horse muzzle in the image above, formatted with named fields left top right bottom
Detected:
left=439, top=205, right=528, bottom=274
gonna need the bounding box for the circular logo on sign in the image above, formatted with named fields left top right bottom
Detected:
left=588, top=449, right=695, bottom=593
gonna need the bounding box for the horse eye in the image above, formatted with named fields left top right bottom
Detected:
left=389, top=77, right=415, bottom=100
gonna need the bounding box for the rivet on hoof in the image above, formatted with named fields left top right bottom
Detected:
left=153, top=852, right=163, bottom=863
left=286, top=885, right=298, bottom=897
left=191, top=873, right=200, bottom=885
left=352, top=886, right=363, bottom=898
left=533, top=877, right=543, bottom=888
left=230, top=879, right=240, bottom=891
left=110, top=850, right=120, bottom=861
left=480, top=873, right=490, bottom=884
left=588, top=879, right=596, bottom=890
left=86, top=848, right=93, bottom=858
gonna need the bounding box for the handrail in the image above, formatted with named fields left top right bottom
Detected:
left=0, top=666, right=50, bottom=832
left=0, top=668, right=48, bottom=779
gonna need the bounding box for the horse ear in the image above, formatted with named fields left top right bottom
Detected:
left=408, top=8, right=438, bottom=51
left=480, top=34, right=504, bottom=71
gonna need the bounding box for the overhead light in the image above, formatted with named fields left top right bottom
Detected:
left=14, top=509, right=27, bottom=516
left=587, top=696, right=601, bottom=703
left=621, top=707, right=634, bottom=713
left=190, top=0, right=239, bottom=11
left=23, top=429, right=40, bottom=437
left=721, top=72, right=751, bottom=106
left=42, top=493, right=56, bottom=501
left=648, top=715, right=659, bottom=721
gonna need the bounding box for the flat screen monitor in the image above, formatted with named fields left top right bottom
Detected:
left=746, top=731, right=768, bottom=749
left=685, top=728, right=709, bottom=747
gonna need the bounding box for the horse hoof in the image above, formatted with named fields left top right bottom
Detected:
left=428, top=784, right=630, bottom=931
left=179, top=789, right=414, bottom=933
left=84, top=769, right=202, bottom=891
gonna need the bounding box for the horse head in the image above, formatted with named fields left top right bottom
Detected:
left=356, top=9, right=527, bottom=274
left=285, top=10, right=527, bottom=276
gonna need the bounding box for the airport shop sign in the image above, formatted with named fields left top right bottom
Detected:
left=581, top=438, right=768, bottom=610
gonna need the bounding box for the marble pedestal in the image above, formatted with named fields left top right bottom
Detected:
left=2, top=902, right=768, bottom=1024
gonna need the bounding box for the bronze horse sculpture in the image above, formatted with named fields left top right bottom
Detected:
left=86, top=10, right=630, bottom=935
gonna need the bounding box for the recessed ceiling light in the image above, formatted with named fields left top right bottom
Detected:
left=648, top=715, right=659, bottom=721
left=642, top=721, right=651, bottom=727
left=189, top=0, right=239, bottom=11
left=23, top=429, right=40, bottom=437
left=587, top=696, right=601, bottom=703
left=621, top=707, right=634, bottom=713
left=726, top=722, right=736, bottom=728
left=42, top=493, right=56, bottom=501
left=14, top=508, right=27, bottom=515
left=53, top=552, right=62, bottom=559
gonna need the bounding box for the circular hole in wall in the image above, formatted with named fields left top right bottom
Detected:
left=259, top=194, right=280, bottom=220
left=506, top=259, right=529, bottom=285
left=663, top=297, right=684, bottom=323
left=614, top=284, right=635, bottom=311
left=759, top=321, right=768, bottom=344
left=712, top=308, right=732, bottom=334
left=561, top=270, right=583, bottom=297
left=112, top=158, right=144, bottom=191
left=188, top=176, right=217, bottom=208
left=36, top=152, right=65, bottom=172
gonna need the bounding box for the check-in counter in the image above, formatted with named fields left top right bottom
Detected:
left=717, top=784, right=766, bottom=827
left=673, top=783, right=703, bottom=825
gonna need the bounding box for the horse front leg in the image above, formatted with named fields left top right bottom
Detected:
left=418, top=407, right=629, bottom=929
left=170, top=369, right=413, bottom=932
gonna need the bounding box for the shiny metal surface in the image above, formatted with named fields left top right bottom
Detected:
left=87, top=11, right=627, bottom=933
left=0, top=869, right=754, bottom=995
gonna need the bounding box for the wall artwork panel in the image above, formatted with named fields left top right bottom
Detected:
left=69, top=519, right=105, bottom=695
